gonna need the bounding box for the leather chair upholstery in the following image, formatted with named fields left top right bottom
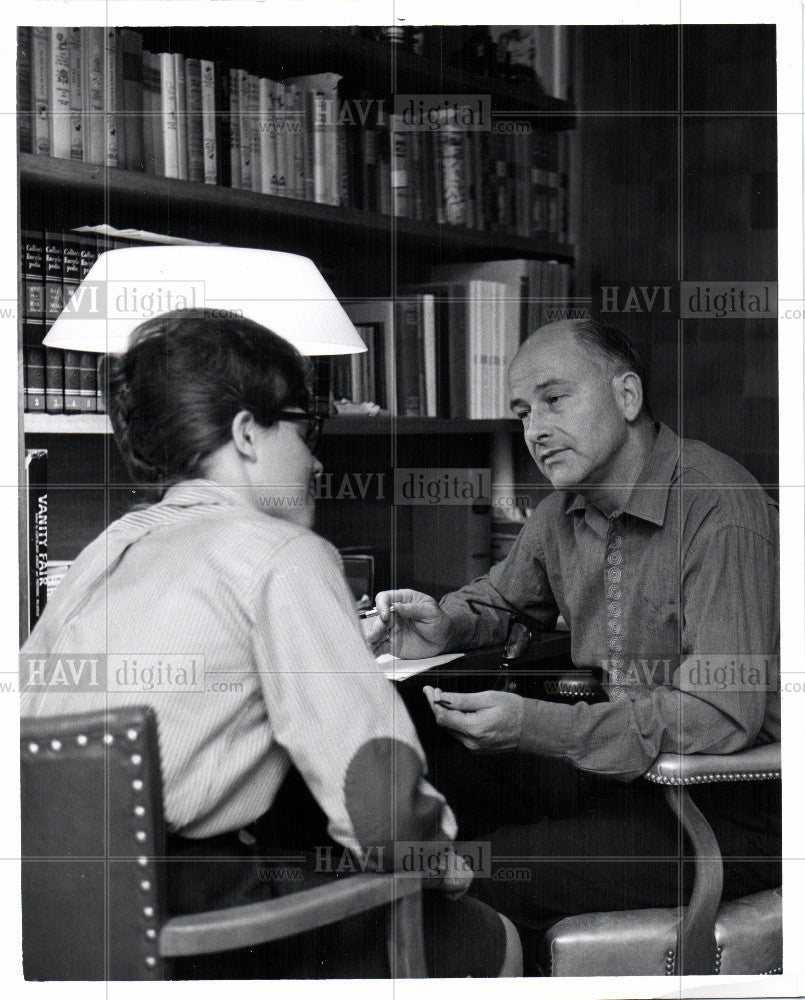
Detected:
left=21, top=706, right=426, bottom=980
left=541, top=702, right=782, bottom=977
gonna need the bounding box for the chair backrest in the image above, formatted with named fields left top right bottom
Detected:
left=340, top=550, right=375, bottom=604
left=21, top=706, right=168, bottom=980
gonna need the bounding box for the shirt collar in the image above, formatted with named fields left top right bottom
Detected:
left=564, top=423, right=681, bottom=527
left=159, top=479, right=255, bottom=512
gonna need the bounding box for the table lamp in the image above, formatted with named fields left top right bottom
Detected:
left=42, top=245, right=367, bottom=356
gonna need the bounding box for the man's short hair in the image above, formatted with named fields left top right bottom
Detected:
left=570, top=319, right=652, bottom=419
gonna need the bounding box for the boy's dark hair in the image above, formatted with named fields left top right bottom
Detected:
left=571, top=319, right=652, bottom=418
left=104, top=308, right=310, bottom=485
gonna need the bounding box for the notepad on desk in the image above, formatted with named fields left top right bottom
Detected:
left=377, top=652, right=465, bottom=682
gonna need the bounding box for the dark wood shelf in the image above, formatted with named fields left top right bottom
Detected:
left=19, top=154, right=574, bottom=265
left=327, top=416, right=520, bottom=435
left=24, top=412, right=521, bottom=437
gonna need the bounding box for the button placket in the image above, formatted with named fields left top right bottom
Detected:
left=605, top=517, right=625, bottom=685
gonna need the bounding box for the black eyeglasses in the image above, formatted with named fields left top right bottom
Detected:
left=278, top=410, right=326, bottom=452
left=465, top=599, right=533, bottom=693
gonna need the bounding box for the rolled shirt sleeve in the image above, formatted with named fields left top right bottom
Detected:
left=250, top=532, right=457, bottom=860
left=518, top=521, right=780, bottom=781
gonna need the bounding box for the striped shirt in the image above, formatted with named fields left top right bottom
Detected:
left=21, top=481, right=455, bottom=850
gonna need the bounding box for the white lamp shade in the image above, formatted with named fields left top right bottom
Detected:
left=42, top=245, right=367, bottom=356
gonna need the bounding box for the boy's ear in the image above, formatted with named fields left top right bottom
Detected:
left=230, top=409, right=258, bottom=458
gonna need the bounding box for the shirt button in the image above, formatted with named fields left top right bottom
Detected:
left=607, top=567, right=621, bottom=583
left=609, top=636, right=623, bottom=651
left=606, top=551, right=622, bottom=566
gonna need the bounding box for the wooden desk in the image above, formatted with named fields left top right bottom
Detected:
left=393, top=632, right=588, bottom=838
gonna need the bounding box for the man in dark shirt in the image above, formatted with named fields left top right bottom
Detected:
left=369, top=319, right=780, bottom=962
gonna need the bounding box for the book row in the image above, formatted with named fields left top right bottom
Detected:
left=18, top=26, right=569, bottom=239
left=341, top=258, right=573, bottom=419
left=21, top=228, right=156, bottom=414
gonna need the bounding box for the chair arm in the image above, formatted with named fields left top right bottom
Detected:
left=159, top=872, right=422, bottom=957
left=552, top=672, right=605, bottom=702
left=644, top=742, right=781, bottom=786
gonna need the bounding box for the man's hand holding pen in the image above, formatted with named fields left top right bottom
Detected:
left=423, top=685, right=525, bottom=754
left=360, top=589, right=453, bottom=658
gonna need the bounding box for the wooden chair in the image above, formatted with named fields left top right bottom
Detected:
left=21, top=706, right=426, bottom=980
left=539, top=674, right=782, bottom=977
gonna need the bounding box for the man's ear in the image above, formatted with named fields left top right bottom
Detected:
left=612, top=372, right=643, bottom=422
left=230, top=409, right=259, bottom=460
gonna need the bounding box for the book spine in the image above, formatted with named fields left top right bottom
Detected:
left=24, top=341, right=45, bottom=412
left=463, top=130, right=476, bottom=230
left=312, top=92, right=328, bottom=203
left=477, top=130, right=492, bottom=230
left=228, top=68, right=242, bottom=188
left=159, top=52, right=179, bottom=178
left=104, top=28, right=120, bottom=167
left=514, top=134, right=530, bottom=237
left=389, top=115, right=409, bottom=218
left=300, top=87, right=315, bottom=201
left=396, top=297, right=425, bottom=416
left=22, top=230, right=46, bottom=412
left=337, top=113, right=350, bottom=208
left=49, top=27, right=72, bottom=158
left=248, top=74, right=261, bottom=192
left=236, top=69, right=252, bottom=190
left=17, top=27, right=33, bottom=153
left=61, top=232, right=83, bottom=412
left=140, top=49, right=154, bottom=174
left=272, top=80, right=287, bottom=196
left=448, top=283, right=468, bottom=418
left=258, top=77, right=277, bottom=195
left=31, top=27, right=50, bottom=156
left=77, top=233, right=102, bottom=412
left=372, top=321, right=388, bottom=410
left=120, top=29, right=144, bottom=171
left=149, top=53, right=164, bottom=176
left=200, top=59, right=217, bottom=184
left=439, top=119, right=468, bottom=226
left=421, top=294, right=437, bottom=417
left=472, top=128, right=485, bottom=230
left=43, top=231, right=64, bottom=413
left=184, top=58, right=203, bottom=182
left=67, top=28, right=83, bottom=160
left=408, top=127, right=425, bottom=221
left=434, top=287, right=451, bottom=417
left=214, top=60, right=231, bottom=187
left=173, top=52, right=188, bottom=180
left=25, top=448, right=48, bottom=635
left=286, top=83, right=303, bottom=199
left=81, top=28, right=104, bottom=164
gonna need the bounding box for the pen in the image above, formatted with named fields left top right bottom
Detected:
left=434, top=699, right=453, bottom=708
left=358, top=603, right=395, bottom=620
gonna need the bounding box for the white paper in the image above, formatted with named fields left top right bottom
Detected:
left=377, top=651, right=464, bottom=681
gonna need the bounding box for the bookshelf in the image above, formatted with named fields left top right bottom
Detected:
left=19, top=24, right=575, bottom=626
